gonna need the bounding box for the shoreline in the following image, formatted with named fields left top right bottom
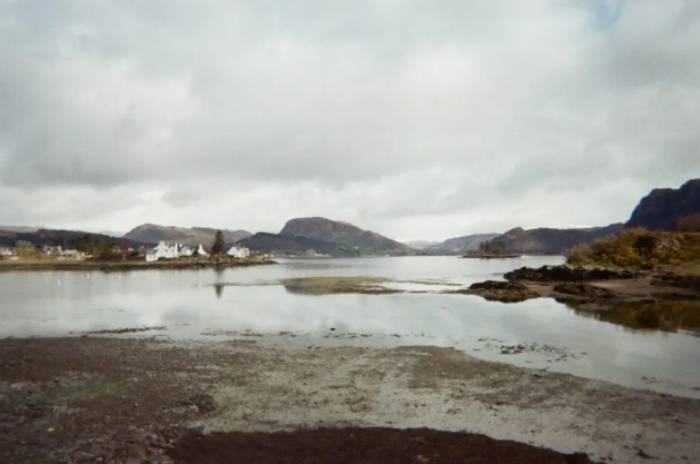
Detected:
left=461, top=265, right=700, bottom=332
left=0, top=257, right=277, bottom=272
left=2, top=335, right=699, bottom=463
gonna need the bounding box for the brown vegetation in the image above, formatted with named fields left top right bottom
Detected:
left=566, top=228, right=700, bottom=269
left=677, top=213, right=700, bottom=232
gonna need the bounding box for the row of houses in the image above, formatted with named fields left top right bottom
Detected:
left=145, top=241, right=250, bottom=262
left=41, top=245, right=88, bottom=259
left=0, top=244, right=88, bottom=260
left=0, top=241, right=251, bottom=262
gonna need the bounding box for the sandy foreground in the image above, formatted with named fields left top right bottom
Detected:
left=1, top=335, right=699, bottom=463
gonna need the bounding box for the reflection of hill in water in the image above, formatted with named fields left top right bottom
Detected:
left=561, top=299, right=700, bottom=335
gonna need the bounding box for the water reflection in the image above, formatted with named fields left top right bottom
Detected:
left=214, top=283, right=224, bottom=299
left=2, top=256, right=700, bottom=398
left=561, top=298, right=700, bottom=335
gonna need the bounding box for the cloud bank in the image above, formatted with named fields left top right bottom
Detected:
left=1, top=0, right=698, bottom=240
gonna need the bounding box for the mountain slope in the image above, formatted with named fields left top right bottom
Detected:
left=237, top=232, right=346, bottom=257
left=124, top=224, right=251, bottom=247
left=0, top=226, right=40, bottom=234
left=402, top=240, right=439, bottom=250
left=423, top=233, right=499, bottom=255
left=280, top=217, right=415, bottom=256
left=488, top=224, right=624, bottom=255
left=626, top=179, right=700, bottom=231
left=0, top=228, right=145, bottom=248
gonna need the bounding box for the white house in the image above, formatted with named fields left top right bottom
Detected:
left=146, top=241, right=180, bottom=262
left=196, top=244, right=209, bottom=257
left=227, top=245, right=250, bottom=259
left=0, top=247, right=13, bottom=257
left=145, top=241, right=213, bottom=261
left=60, top=248, right=84, bottom=260
left=42, top=245, right=63, bottom=256
left=179, top=245, right=194, bottom=257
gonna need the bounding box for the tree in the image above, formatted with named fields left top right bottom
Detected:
left=211, top=230, right=225, bottom=255
left=16, top=241, right=39, bottom=258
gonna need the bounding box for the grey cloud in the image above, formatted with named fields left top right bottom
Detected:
left=0, top=0, right=698, bottom=239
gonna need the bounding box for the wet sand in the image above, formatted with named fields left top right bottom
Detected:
left=2, top=335, right=699, bottom=463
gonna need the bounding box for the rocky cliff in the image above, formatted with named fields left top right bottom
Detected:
left=626, top=179, right=700, bottom=231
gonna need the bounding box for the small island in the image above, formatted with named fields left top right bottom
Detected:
left=462, top=240, right=522, bottom=259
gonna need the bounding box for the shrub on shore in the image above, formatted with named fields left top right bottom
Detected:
left=566, top=228, right=700, bottom=269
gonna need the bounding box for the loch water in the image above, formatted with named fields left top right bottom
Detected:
left=1, top=256, right=699, bottom=398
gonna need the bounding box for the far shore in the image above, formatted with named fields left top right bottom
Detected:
left=0, top=256, right=276, bottom=272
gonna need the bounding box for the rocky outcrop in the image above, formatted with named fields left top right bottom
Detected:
left=626, top=178, right=700, bottom=231
left=651, top=273, right=700, bottom=292
left=504, top=265, right=636, bottom=282
left=457, top=280, right=540, bottom=303
left=552, top=283, right=617, bottom=299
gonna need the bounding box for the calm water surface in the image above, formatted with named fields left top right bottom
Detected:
left=1, top=256, right=699, bottom=398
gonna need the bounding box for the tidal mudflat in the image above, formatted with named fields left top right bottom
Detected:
left=3, top=336, right=699, bottom=463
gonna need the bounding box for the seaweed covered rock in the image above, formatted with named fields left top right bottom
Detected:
left=552, top=283, right=616, bottom=299
left=460, top=280, right=540, bottom=303
left=504, top=265, right=636, bottom=283
left=651, top=273, right=700, bottom=292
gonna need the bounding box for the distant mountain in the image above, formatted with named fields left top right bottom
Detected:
left=124, top=224, right=251, bottom=247
left=402, top=240, right=440, bottom=250
left=98, top=230, right=126, bottom=238
left=626, top=179, right=700, bottom=231
left=422, top=233, right=499, bottom=255
left=279, top=217, right=416, bottom=256
left=238, top=232, right=346, bottom=257
left=487, top=224, right=624, bottom=255
left=0, top=225, right=40, bottom=234
left=0, top=228, right=145, bottom=248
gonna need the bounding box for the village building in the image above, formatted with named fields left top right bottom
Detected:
left=42, top=245, right=63, bottom=256
left=60, top=248, right=85, bottom=260
left=145, top=242, right=205, bottom=261
left=146, top=241, right=179, bottom=262
left=227, top=244, right=250, bottom=259
left=0, top=247, right=13, bottom=257
left=179, top=245, right=194, bottom=257
left=196, top=244, right=209, bottom=257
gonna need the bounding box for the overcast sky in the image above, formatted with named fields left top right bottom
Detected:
left=1, top=0, right=699, bottom=241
